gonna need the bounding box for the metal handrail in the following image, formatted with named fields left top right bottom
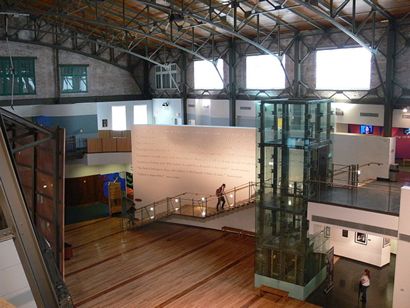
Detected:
left=331, top=161, right=383, bottom=187
left=309, top=179, right=401, bottom=193
left=130, top=181, right=257, bottom=227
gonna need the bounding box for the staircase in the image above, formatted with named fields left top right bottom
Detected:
left=124, top=182, right=256, bottom=229
left=0, top=108, right=72, bottom=307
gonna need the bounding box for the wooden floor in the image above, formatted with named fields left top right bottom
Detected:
left=64, top=218, right=319, bottom=307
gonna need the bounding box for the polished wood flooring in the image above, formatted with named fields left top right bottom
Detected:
left=64, top=218, right=318, bottom=307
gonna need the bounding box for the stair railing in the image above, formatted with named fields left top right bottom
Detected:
left=331, top=162, right=383, bottom=188
left=130, top=182, right=257, bottom=227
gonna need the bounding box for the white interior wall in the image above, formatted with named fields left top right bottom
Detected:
left=132, top=125, right=256, bottom=206
left=84, top=153, right=132, bottom=166
left=332, top=103, right=410, bottom=130
left=332, top=103, right=384, bottom=126
left=307, top=202, right=399, bottom=237
left=235, top=100, right=257, bottom=117
left=329, top=226, right=390, bottom=267
left=210, top=99, right=230, bottom=124
left=332, top=133, right=395, bottom=180
left=0, top=239, right=36, bottom=308
left=393, top=109, right=410, bottom=128
left=97, top=100, right=153, bottom=130
left=390, top=238, right=398, bottom=254
left=36, top=103, right=97, bottom=117
left=165, top=206, right=255, bottom=232
left=187, top=99, right=230, bottom=126
left=3, top=103, right=97, bottom=117
left=335, top=123, right=349, bottom=133
left=65, top=163, right=131, bottom=178
left=236, top=100, right=258, bottom=127
left=152, top=98, right=182, bottom=125
left=393, top=186, right=410, bottom=308
left=187, top=99, right=208, bottom=125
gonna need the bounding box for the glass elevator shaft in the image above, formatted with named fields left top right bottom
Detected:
left=255, top=99, right=333, bottom=298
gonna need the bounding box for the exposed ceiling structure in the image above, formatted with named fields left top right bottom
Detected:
left=1, top=0, right=410, bottom=64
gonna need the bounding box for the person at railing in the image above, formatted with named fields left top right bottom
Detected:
left=126, top=203, right=137, bottom=226
left=216, top=184, right=226, bottom=211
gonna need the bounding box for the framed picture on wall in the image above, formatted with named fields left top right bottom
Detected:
left=325, top=226, right=331, bottom=238
left=342, top=229, right=348, bottom=238
left=383, top=238, right=391, bottom=248
left=355, top=232, right=367, bottom=245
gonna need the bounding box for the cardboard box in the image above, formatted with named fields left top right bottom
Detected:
left=98, top=130, right=111, bottom=139
left=102, top=138, right=117, bottom=152
left=116, top=137, right=131, bottom=152
left=87, top=138, right=102, bottom=153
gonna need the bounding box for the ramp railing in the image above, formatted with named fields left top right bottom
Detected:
left=127, top=182, right=257, bottom=228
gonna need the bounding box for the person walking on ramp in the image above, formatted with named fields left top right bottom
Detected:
left=216, top=184, right=226, bottom=211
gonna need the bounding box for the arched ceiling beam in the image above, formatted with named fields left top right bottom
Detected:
left=19, top=9, right=216, bottom=63
left=269, top=1, right=326, bottom=30
left=362, top=0, right=394, bottom=21
left=90, top=0, right=221, bottom=49
left=292, top=0, right=375, bottom=53
left=194, top=0, right=299, bottom=33
left=0, top=18, right=173, bottom=70
left=131, top=0, right=292, bottom=60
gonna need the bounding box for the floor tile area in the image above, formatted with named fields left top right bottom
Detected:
left=307, top=255, right=395, bottom=308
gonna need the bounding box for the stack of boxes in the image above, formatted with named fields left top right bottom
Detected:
left=87, top=130, right=132, bottom=153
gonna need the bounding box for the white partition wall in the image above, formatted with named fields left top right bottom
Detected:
left=328, top=226, right=390, bottom=267
left=393, top=186, right=410, bottom=308
left=132, top=125, right=256, bottom=206
left=97, top=100, right=153, bottom=130
left=332, top=133, right=396, bottom=180
left=152, top=98, right=182, bottom=125
left=308, top=202, right=398, bottom=267
left=332, top=103, right=384, bottom=126
left=0, top=238, right=36, bottom=308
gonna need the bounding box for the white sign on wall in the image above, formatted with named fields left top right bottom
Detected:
left=132, top=125, right=256, bottom=206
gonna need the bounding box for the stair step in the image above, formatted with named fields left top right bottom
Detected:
left=222, top=226, right=255, bottom=237
left=258, top=285, right=289, bottom=298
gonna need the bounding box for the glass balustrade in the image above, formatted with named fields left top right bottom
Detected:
left=126, top=182, right=257, bottom=228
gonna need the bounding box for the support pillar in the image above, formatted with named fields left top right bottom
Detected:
left=229, top=39, right=237, bottom=126
left=54, top=48, right=60, bottom=104
left=383, top=21, right=396, bottom=137
left=181, top=52, right=188, bottom=125
left=142, top=61, right=151, bottom=100
left=293, top=35, right=301, bottom=98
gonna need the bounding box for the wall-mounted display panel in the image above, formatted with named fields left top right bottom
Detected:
left=132, top=125, right=256, bottom=206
